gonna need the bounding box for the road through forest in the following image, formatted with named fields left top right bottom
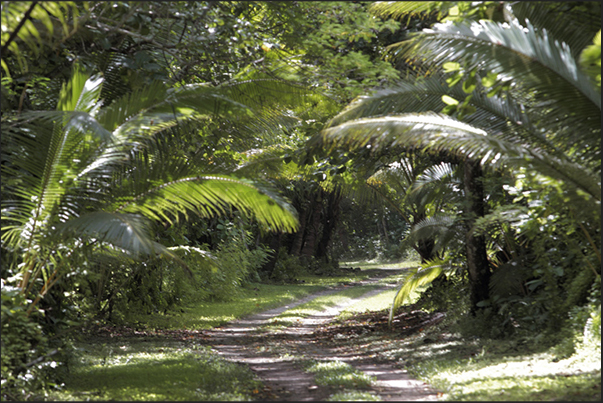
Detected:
left=202, top=269, right=441, bottom=401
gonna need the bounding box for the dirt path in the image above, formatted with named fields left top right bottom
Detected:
left=202, top=269, right=440, bottom=401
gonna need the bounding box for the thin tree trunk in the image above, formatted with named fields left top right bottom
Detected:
left=261, top=232, right=284, bottom=276
left=316, top=187, right=342, bottom=262
left=463, top=159, right=491, bottom=314
left=300, top=189, right=323, bottom=258
left=289, top=201, right=309, bottom=256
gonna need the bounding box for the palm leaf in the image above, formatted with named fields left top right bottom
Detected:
left=7, top=69, right=104, bottom=248
left=1, top=1, right=84, bottom=76
left=113, top=175, right=298, bottom=233
left=388, top=20, right=601, bottom=144
left=319, top=112, right=601, bottom=201
left=510, top=1, right=601, bottom=57
left=388, top=258, right=449, bottom=326
left=405, top=215, right=461, bottom=255
left=326, top=77, right=560, bottom=158
left=57, top=211, right=171, bottom=258
left=392, top=21, right=601, bottom=153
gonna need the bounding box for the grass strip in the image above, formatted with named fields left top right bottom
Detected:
left=48, top=270, right=392, bottom=400
left=47, top=341, right=261, bottom=401
left=303, top=359, right=375, bottom=389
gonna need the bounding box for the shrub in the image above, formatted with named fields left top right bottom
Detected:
left=1, top=285, right=59, bottom=400
left=269, top=247, right=306, bottom=283
left=207, top=238, right=270, bottom=301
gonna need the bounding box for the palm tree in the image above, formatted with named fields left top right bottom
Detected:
left=1, top=64, right=302, bottom=313
left=311, top=2, right=601, bottom=316
left=362, top=152, right=463, bottom=261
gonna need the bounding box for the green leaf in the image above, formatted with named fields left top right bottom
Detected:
left=441, top=95, right=459, bottom=106
left=442, top=61, right=461, bottom=72
left=481, top=72, right=498, bottom=88
left=446, top=72, right=463, bottom=87
left=462, top=73, right=477, bottom=94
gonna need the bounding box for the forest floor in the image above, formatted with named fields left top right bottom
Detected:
left=51, top=265, right=600, bottom=401
left=199, top=268, right=443, bottom=401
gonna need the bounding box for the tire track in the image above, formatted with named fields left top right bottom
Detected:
left=203, top=269, right=439, bottom=401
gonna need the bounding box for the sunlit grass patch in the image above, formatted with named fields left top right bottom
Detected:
left=127, top=270, right=390, bottom=331
left=297, top=271, right=372, bottom=286
left=336, top=282, right=427, bottom=322
left=327, top=390, right=382, bottom=401
left=127, top=282, right=326, bottom=330
left=340, top=259, right=421, bottom=270
left=304, top=360, right=375, bottom=389
left=391, top=335, right=601, bottom=401
left=266, top=285, right=381, bottom=328
left=47, top=340, right=261, bottom=401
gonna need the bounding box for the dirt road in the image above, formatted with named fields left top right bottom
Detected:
left=203, top=269, right=440, bottom=401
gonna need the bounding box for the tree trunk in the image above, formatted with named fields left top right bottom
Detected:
left=463, top=159, right=491, bottom=314
left=415, top=237, right=436, bottom=264
left=300, top=189, right=323, bottom=258
left=261, top=232, right=284, bottom=276
left=316, top=187, right=342, bottom=263
left=288, top=200, right=309, bottom=257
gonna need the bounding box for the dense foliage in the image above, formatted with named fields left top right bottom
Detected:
left=1, top=1, right=600, bottom=400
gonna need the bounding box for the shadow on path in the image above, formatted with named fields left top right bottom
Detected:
left=202, top=269, right=440, bottom=401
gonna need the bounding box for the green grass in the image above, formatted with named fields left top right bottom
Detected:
left=303, top=360, right=375, bottom=389
left=47, top=339, right=261, bottom=401
left=126, top=270, right=376, bottom=330
left=327, top=390, right=382, bottom=401
left=265, top=284, right=381, bottom=328
left=336, top=288, right=398, bottom=321
left=336, top=280, right=427, bottom=321
left=48, top=269, right=392, bottom=401
left=128, top=283, right=325, bottom=330
left=333, top=305, right=601, bottom=401
left=406, top=338, right=601, bottom=401
left=340, top=259, right=420, bottom=271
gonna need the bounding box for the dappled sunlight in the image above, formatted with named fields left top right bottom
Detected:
left=49, top=341, right=260, bottom=401
left=340, top=260, right=421, bottom=271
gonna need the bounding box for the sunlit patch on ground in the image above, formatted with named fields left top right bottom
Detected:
left=315, top=301, right=601, bottom=402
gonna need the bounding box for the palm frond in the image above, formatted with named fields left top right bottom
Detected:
left=57, top=65, right=103, bottom=113
left=326, top=78, right=449, bottom=128
left=388, top=258, right=449, bottom=326
left=389, top=20, right=601, bottom=137
left=413, top=161, right=458, bottom=191
left=15, top=110, right=113, bottom=142
left=57, top=211, right=170, bottom=258
left=95, top=80, right=170, bottom=134
left=320, top=111, right=488, bottom=153
left=113, top=175, right=298, bottom=233
left=1, top=1, right=84, bottom=76
left=472, top=205, right=530, bottom=238
left=319, top=112, right=601, bottom=201
left=405, top=215, right=462, bottom=255
left=510, top=1, right=601, bottom=57
left=233, top=145, right=295, bottom=179
left=325, top=77, right=560, bottom=158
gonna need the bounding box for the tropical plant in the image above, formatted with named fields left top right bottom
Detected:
left=1, top=1, right=85, bottom=77
left=312, top=2, right=601, bottom=321
left=1, top=64, right=301, bottom=317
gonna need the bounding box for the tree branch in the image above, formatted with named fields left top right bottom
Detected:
left=1, top=1, right=39, bottom=56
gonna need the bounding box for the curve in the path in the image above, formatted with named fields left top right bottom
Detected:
left=204, top=269, right=439, bottom=401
